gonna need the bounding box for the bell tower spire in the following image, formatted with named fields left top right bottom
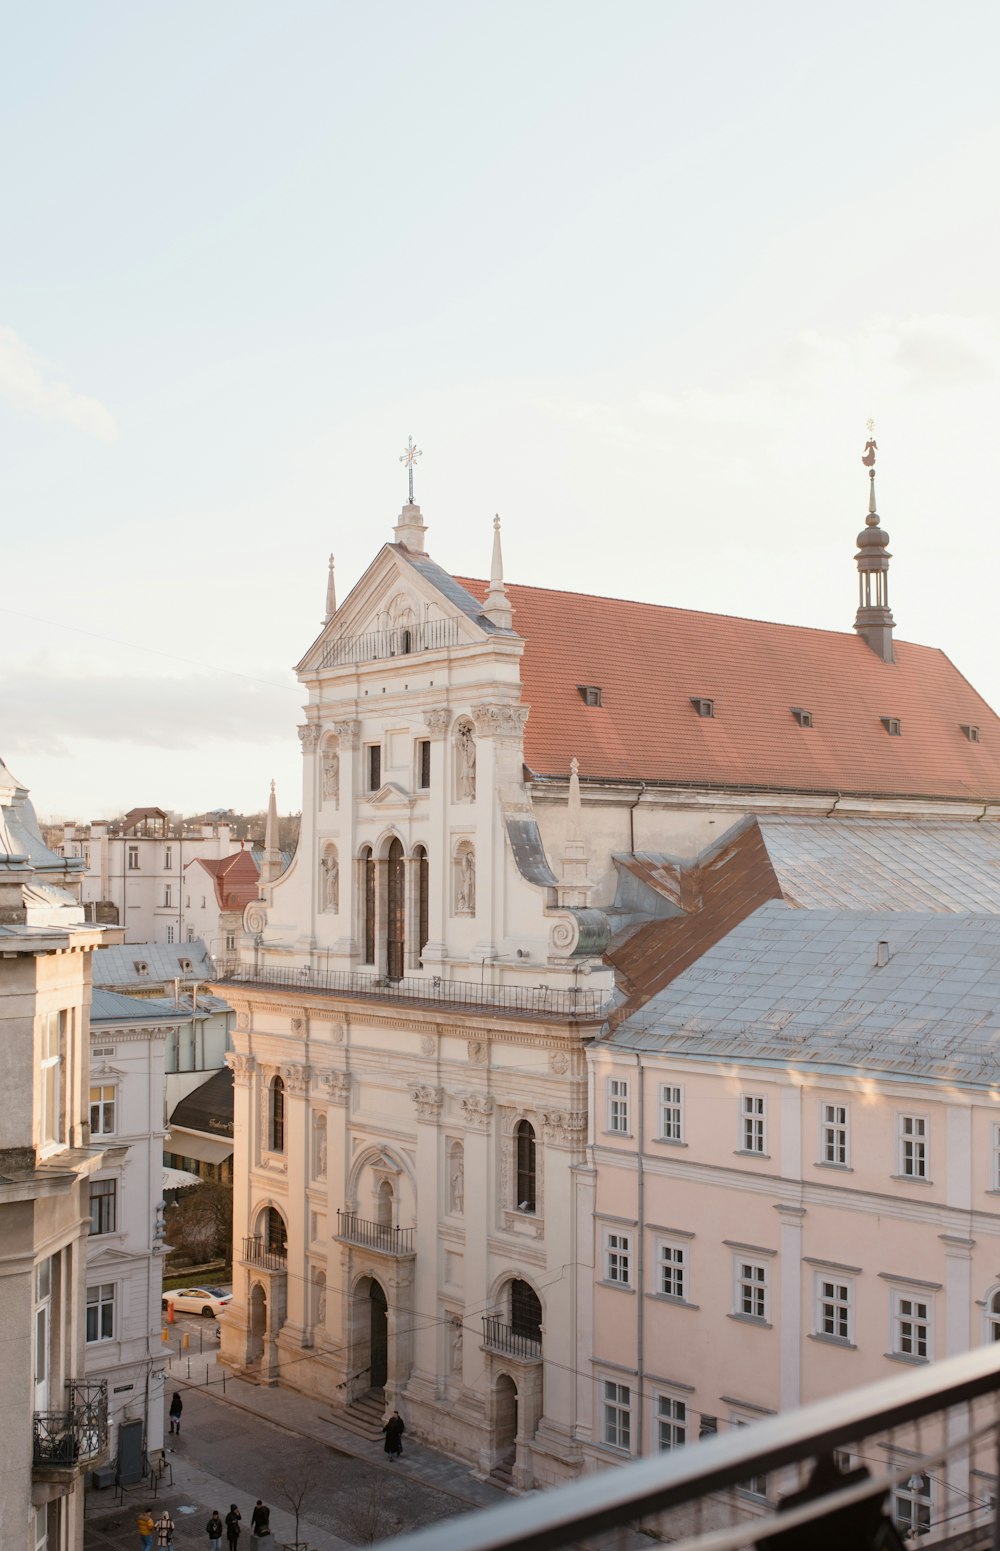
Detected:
left=261, top=779, right=282, bottom=886
left=481, top=514, right=513, bottom=629
left=854, top=423, right=895, bottom=663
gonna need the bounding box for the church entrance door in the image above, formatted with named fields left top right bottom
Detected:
left=369, top=1280, right=388, bottom=1389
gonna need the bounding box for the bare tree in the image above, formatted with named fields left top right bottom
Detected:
left=165, top=1181, right=233, bottom=1265
left=337, top=1484, right=401, bottom=1547
left=274, top=1462, right=318, bottom=1548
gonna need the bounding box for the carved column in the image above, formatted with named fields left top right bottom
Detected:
left=223, top=1051, right=257, bottom=1373
left=408, top=1085, right=444, bottom=1395
left=334, top=720, right=361, bottom=961
left=320, top=1067, right=352, bottom=1391
left=459, top=1091, right=495, bottom=1472
left=279, top=1061, right=312, bottom=1350
left=421, top=708, right=451, bottom=968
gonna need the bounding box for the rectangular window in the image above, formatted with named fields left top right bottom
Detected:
left=659, top=1241, right=686, bottom=1300
left=226, top=933, right=236, bottom=952
left=731, top=1418, right=768, bottom=1498
left=821, top=1102, right=848, bottom=1166
left=127, top=844, right=139, bottom=869
left=892, top=1292, right=930, bottom=1360
left=164, top=884, right=172, bottom=907
left=89, top=1084, right=116, bottom=1137
left=735, top=1259, right=768, bottom=1321
left=893, top=1471, right=931, bottom=1538
left=899, top=1114, right=927, bottom=1179
left=605, top=1230, right=631, bottom=1286
left=166, top=926, right=174, bottom=944
left=417, top=739, right=431, bottom=789
left=40, top=1011, right=65, bottom=1149
left=164, top=846, right=172, bottom=868
left=607, top=1077, right=630, bottom=1134
left=603, top=1380, right=631, bottom=1451
left=657, top=1394, right=687, bottom=1451
left=367, top=744, right=382, bottom=791
left=659, top=1084, right=683, bottom=1142
left=86, top=1283, right=115, bottom=1342
left=741, top=1094, right=766, bottom=1154
left=816, top=1276, right=851, bottom=1341
left=89, top=1179, right=117, bottom=1235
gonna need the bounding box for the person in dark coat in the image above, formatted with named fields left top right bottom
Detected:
left=225, top=1506, right=242, bottom=1549
left=206, top=1511, right=223, bottom=1551
left=382, top=1410, right=405, bottom=1458
left=250, top=1501, right=271, bottom=1550
left=169, top=1392, right=183, bottom=1435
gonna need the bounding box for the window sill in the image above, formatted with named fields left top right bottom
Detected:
left=734, top=1150, right=771, bottom=1160
left=808, top=1332, right=856, bottom=1350
left=727, top=1313, right=772, bottom=1329
left=599, top=1281, right=636, bottom=1294
left=884, top=1351, right=930, bottom=1366
left=647, top=1293, right=700, bottom=1310
left=653, top=1138, right=688, bottom=1148
left=890, top=1174, right=934, bottom=1186
left=814, top=1162, right=853, bottom=1172
left=604, top=1131, right=633, bottom=1141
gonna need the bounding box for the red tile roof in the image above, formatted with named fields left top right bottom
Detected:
left=456, top=578, right=1000, bottom=801
left=188, top=850, right=259, bottom=913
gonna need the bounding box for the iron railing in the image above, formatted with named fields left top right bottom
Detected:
left=377, top=1341, right=1000, bottom=1551
left=214, top=960, right=607, bottom=1021
left=242, top=1235, right=287, bottom=1271
left=319, top=617, right=462, bottom=669
left=33, top=1380, right=108, bottom=1471
left=482, top=1316, right=542, bottom=1361
left=336, top=1211, right=415, bottom=1255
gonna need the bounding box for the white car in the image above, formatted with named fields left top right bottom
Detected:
left=163, top=1286, right=232, bottom=1318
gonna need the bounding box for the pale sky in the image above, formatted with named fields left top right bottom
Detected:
left=3, top=2, right=999, bottom=820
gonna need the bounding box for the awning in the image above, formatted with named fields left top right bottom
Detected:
left=163, top=1167, right=201, bottom=1190
left=166, top=1128, right=234, bottom=1166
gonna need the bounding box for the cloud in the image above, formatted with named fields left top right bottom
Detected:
left=0, top=325, right=118, bottom=441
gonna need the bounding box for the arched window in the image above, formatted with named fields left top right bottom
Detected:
left=265, top=1206, right=287, bottom=1257
left=270, top=1077, right=285, bottom=1152
left=516, top=1119, right=536, bottom=1213
left=377, top=1179, right=394, bottom=1228
left=510, top=1279, right=542, bottom=1343
left=361, top=846, right=375, bottom=965
left=988, top=1290, right=1000, bottom=1342
left=386, top=837, right=405, bottom=980
left=415, top=845, right=429, bottom=962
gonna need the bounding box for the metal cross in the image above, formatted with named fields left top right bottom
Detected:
left=399, top=435, right=422, bottom=505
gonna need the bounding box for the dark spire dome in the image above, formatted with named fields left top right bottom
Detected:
left=854, top=426, right=895, bottom=663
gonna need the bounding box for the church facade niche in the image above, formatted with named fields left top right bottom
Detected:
left=448, top=1138, right=465, bottom=1215
left=454, top=717, right=476, bottom=801
left=320, top=842, right=339, bottom=913
left=320, top=732, right=340, bottom=808
left=453, top=840, right=476, bottom=916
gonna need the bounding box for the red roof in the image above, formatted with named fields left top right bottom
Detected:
left=456, top=578, right=1000, bottom=801
left=188, top=850, right=259, bottom=913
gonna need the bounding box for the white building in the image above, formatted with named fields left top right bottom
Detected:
left=85, top=990, right=175, bottom=1472
left=0, top=756, right=124, bottom=1551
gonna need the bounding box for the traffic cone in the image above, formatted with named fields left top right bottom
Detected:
left=167, top=1301, right=175, bottom=1324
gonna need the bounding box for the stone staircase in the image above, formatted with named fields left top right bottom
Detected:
left=488, top=1448, right=516, bottom=1490
left=330, top=1388, right=386, bottom=1443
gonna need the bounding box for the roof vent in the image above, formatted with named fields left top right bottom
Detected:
left=179, top=957, right=193, bottom=973
left=691, top=697, right=715, bottom=719
left=791, top=707, right=813, bottom=728
left=880, top=716, right=901, bottom=736
left=578, top=685, right=602, bottom=707
left=134, top=960, right=149, bottom=976
left=961, top=723, right=981, bottom=743
left=875, top=939, right=890, bottom=968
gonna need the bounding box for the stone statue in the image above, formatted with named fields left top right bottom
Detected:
left=457, top=724, right=476, bottom=800
left=458, top=849, right=476, bottom=913
left=322, top=750, right=339, bottom=802
left=314, top=1116, right=327, bottom=1179
left=450, top=1317, right=463, bottom=1374
left=322, top=853, right=339, bottom=911
left=450, top=1151, right=464, bottom=1214
left=316, top=1277, right=326, bottom=1326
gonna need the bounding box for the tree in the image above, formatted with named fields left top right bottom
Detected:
left=274, top=1462, right=317, bottom=1548
left=337, top=1483, right=401, bottom=1547
left=165, top=1181, right=233, bottom=1265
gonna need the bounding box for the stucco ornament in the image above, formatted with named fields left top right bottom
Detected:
left=420, top=1034, right=435, bottom=1058
left=320, top=1070, right=351, bottom=1105
left=298, top=724, right=321, bottom=754
left=549, top=917, right=579, bottom=955
left=542, top=1109, right=587, bottom=1148
left=283, top=1063, right=312, bottom=1095
left=549, top=1051, right=570, bottom=1075
left=235, top=1009, right=252, bottom=1033
left=471, top=702, right=529, bottom=739
left=456, top=722, right=477, bottom=799
left=228, top=1052, right=256, bottom=1086
left=460, top=1092, right=495, bottom=1130
left=333, top=719, right=362, bottom=750
left=321, top=749, right=339, bottom=802
left=244, top=901, right=267, bottom=937
left=321, top=851, right=339, bottom=911
left=424, top=708, right=452, bottom=736
left=466, top=1039, right=487, bottom=1064
left=409, top=1083, right=444, bottom=1121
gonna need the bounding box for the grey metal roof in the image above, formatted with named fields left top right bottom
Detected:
left=757, top=817, right=1000, bottom=913
left=92, top=939, right=215, bottom=987
left=398, top=548, right=518, bottom=637
left=610, top=903, right=1000, bottom=1085
left=91, top=989, right=181, bottom=1024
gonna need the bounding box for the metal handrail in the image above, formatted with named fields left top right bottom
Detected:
left=336, top=1211, right=415, bottom=1255
left=33, top=1379, right=108, bottom=1469
left=375, top=1341, right=1000, bottom=1551
left=242, top=1235, right=287, bottom=1271
left=319, top=616, right=461, bottom=669
left=481, top=1316, right=542, bottom=1361
left=214, top=960, right=607, bottom=1021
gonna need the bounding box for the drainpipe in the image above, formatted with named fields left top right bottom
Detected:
left=628, top=784, right=646, bottom=854
left=635, top=1052, right=645, bottom=1456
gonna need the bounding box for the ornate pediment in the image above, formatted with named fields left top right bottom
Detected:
left=366, top=782, right=416, bottom=810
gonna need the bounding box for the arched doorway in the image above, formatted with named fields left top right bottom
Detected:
left=386, top=838, right=405, bottom=980
left=495, top=1373, right=518, bottom=1453
left=249, top=1284, right=266, bottom=1365
left=369, top=1280, right=388, bottom=1390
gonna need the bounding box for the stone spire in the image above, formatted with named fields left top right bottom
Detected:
left=557, top=757, right=592, bottom=907
left=854, top=426, right=895, bottom=663
left=481, top=514, right=513, bottom=629
left=324, top=554, right=337, bottom=624
left=261, top=779, right=282, bottom=886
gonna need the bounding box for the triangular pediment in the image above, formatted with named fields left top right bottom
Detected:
left=366, top=782, right=416, bottom=810
left=87, top=1243, right=138, bottom=1266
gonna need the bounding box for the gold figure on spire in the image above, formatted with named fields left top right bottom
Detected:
left=862, top=419, right=877, bottom=469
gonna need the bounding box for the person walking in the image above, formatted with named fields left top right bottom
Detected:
left=250, top=1500, right=271, bottom=1550
left=206, top=1511, right=223, bottom=1551
left=154, top=1511, right=175, bottom=1550
left=382, top=1409, right=405, bottom=1459
left=137, top=1509, right=155, bottom=1551
left=225, top=1505, right=242, bottom=1551
left=168, top=1392, right=183, bottom=1435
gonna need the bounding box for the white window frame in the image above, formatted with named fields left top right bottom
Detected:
left=89, top=1083, right=117, bottom=1137
left=820, top=1100, right=849, bottom=1167
left=659, top=1083, right=684, bottom=1143
left=602, top=1378, right=631, bottom=1452
left=127, top=844, right=139, bottom=869
left=39, top=1011, right=66, bottom=1153
left=164, top=846, right=172, bottom=868
left=607, top=1077, right=630, bottom=1135
left=226, top=932, right=236, bottom=953
left=730, top=1416, right=768, bottom=1499
left=604, top=1228, right=632, bottom=1287
left=991, top=1123, right=1000, bottom=1191
left=658, top=1240, right=687, bottom=1301
left=740, top=1093, right=766, bottom=1155
left=89, top=1178, right=118, bottom=1236
left=733, top=1257, right=768, bottom=1321
left=892, top=1470, right=931, bottom=1538
left=814, top=1273, right=852, bottom=1342
left=986, top=1287, right=1000, bottom=1343
left=656, top=1392, right=687, bottom=1451
left=166, top=925, right=175, bottom=944
left=85, top=1282, right=116, bottom=1343
left=891, top=1289, right=931, bottom=1361
left=898, top=1113, right=928, bottom=1179
left=164, top=884, right=172, bottom=907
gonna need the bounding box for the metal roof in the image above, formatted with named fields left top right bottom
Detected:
left=90, top=988, right=181, bottom=1023
left=93, top=938, right=215, bottom=987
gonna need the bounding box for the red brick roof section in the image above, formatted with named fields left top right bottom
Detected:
left=456, top=577, right=1000, bottom=801
left=191, top=850, right=259, bottom=912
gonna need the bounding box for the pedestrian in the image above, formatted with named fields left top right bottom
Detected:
left=206, top=1511, right=223, bottom=1551
left=154, top=1511, right=175, bottom=1550
left=225, top=1504, right=242, bottom=1550
left=169, top=1391, right=183, bottom=1435
left=382, top=1409, right=405, bottom=1459
left=137, top=1509, right=155, bottom=1551
left=250, top=1500, right=271, bottom=1550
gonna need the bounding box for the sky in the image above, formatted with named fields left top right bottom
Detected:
left=2, top=1, right=999, bottom=820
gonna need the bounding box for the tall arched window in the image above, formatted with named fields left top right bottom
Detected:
left=415, top=845, right=429, bottom=963
left=988, top=1290, right=1000, bottom=1342
left=270, top=1076, right=285, bottom=1152
left=361, top=846, right=375, bottom=965
left=516, top=1119, right=536, bottom=1213
left=386, top=837, right=405, bottom=980
left=265, top=1206, right=287, bottom=1257
left=510, top=1279, right=542, bottom=1343
left=377, top=1179, right=394, bottom=1228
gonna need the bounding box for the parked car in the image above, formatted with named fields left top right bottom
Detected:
left=163, top=1286, right=232, bottom=1318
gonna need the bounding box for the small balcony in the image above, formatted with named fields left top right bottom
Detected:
left=481, top=1316, right=542, bottom=1362
left=33, top=1380, right=108, bottom=1478
left=242, top=1235, right=287, bottom=1272
left=336, top=1210, right=415, bottom=1256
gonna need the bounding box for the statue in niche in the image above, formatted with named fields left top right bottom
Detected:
left=316, top=1276, right=327, bottom=1326
left=457, top=724, right=476, bottom=800
left=450, top=1149, right=464, bottom=1214
left=450, top=1317, right=463, bottom=1375
left=321, top=749, right=339, bottom=802
left=314, top=1116, right=327, bottom=1179
left=456, top=848, right=476, bottom=914
left=322, top=852, right=339, bottom=911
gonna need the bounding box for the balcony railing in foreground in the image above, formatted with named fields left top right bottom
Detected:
left=482, top=1316, right=542, bottom=1362
left=336, top=1211, right=415, bottom=1255
left=33, top=1380, right=108, bottom=1472
left=242, top=1235, right=287, bottom=1271
left=214, top=960, right=607, bottom=1021
left=378, top=1341, right=1000, bottom=1551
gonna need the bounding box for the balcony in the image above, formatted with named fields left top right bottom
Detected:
left=242, top=1235, right=287, bottom=1271
left=481, top=1316, right=542, bottom=1362
left=318, top=616, right=461, bottom=669
left=378, top=1341, right=1000, bottom=1551
left=214, top=961, right=607, bottom=1022
left=336, top=1210, right=415, bottom=1256
left=33, top=1380, right=108, bottom=1477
